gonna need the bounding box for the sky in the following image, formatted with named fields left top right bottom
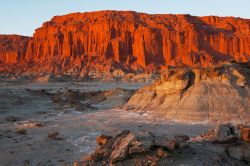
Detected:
left=1, top=0, right=250, bottom=36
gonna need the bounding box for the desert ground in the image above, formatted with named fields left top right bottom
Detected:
left=0, top=80, right=219, bottom=166
left=1, top=62, right=250, bottom=166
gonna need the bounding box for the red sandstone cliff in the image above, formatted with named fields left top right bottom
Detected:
left=0, top=35, right=30, bottom=75
left=1, top=11, right=250, bottom=77
left=0, top=35, right=30, bottom=64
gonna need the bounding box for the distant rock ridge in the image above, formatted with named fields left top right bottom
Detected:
left=0, top=11, right=250, bottom=78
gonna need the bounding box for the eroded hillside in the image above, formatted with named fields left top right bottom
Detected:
left=125, top=62, right=250, bottom=122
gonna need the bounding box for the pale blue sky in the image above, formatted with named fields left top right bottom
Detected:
left=1, top=0, right=249, bottom=36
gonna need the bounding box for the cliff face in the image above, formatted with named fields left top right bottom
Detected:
left=1, top=11, right=250, bottom=77
left=0, top=35, right=30, bottom=65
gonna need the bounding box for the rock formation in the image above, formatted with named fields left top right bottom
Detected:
left=125, top=62, right=250, bottom=122
left=191, top=124, right=250, bottom=163
left=0, top=35, right=30, bottom=74
left=79, top=127, right=250, bottom=165
left=84, top=130, right=181, bottom=164
left=0, top=35, right=30, bottom=64
left=0, top=11, right=250, bottom=78
left=190, top=124, right=238, bottom=143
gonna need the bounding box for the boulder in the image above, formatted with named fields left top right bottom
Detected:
left=214, top=124, right=233, bottom=138
left=48, top=131, right=63, bottom=140
left=190, top=124, right=238, bottom=143
left=86, top=130, right=178, bottom=163
left=213, top=124, right=238, bottom=143
left=16, top=121, right=44, bottom=128
left=88, top=130, right=132, bottom=162
left=109, top=131, right=135, bottom=163
left=154, top=137, right=177, bottom=151
left=238, top=125, right=250, bottom=142
left=156, top=148, right=168, bottom=157
left=174, top=135, right=190, bottom=148
left=16, top=128, right=27, bottom=135
left=174, top=135, right=189, bottom=142
left=129, top=140, right=147, bottom=154
left=129, top=132, right=155, bottom=155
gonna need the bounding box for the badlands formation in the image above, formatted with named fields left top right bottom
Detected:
left=126, top=62, right=250, bottom=122
left=0, top=11, right=250, bottom=165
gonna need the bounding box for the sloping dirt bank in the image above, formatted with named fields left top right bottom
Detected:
left=125, top=62, right=250, bottom=123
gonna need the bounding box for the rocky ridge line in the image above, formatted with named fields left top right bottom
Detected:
left=0, top=11, right=250, bottom=79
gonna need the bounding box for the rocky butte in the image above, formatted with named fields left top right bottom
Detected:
left=0, top=10, right=250, bottom=78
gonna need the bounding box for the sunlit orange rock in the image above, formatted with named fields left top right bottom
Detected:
left=238, top=125, right=250, bottom=142
left=0, top=35, right=30, bottom=65
left=1, top=11, right=250, bottom=76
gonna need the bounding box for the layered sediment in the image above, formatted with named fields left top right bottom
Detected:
left=125, top=62, right=250, bottom=122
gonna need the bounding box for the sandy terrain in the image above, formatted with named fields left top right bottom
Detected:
left=0, top=81, right=215, bottom=166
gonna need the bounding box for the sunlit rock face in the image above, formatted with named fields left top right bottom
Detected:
left=1, top=11, right=250, bottom=77
left=0, top=35, right=30, bottom=65
left=125, top=62, right=250, bottom=122
left=0, top=35, right=31, bottom=75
